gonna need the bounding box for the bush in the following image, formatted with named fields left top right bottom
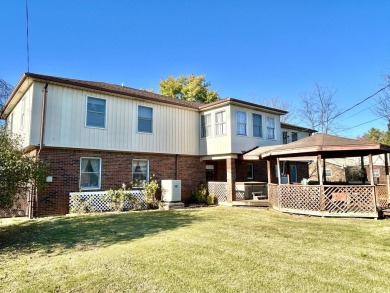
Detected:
left=69, top=193, right=96, bottom=213
left=191, top=184, right=208, bottom=204
left=142, top=179, right=160, bottom=209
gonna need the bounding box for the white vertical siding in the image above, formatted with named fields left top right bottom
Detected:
left=7, top=84, right=34, bottom=148
left=35, top=83, right=199, bottom=155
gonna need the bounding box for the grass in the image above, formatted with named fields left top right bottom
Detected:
left=1, top=207, right=390, bottom=292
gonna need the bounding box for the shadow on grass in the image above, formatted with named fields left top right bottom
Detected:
left=0, top=210, right=202, bottom=254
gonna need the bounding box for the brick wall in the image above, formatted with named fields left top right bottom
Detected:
left=36, top=148, right=205, bottom=216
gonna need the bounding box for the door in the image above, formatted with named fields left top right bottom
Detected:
left=290, top=165, right=297, bottom=183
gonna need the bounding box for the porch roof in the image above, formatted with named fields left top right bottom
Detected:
left=243, top=133, right=390, bottom=160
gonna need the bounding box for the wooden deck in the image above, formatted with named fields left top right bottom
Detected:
left=232, top=199, right=269, bottom=208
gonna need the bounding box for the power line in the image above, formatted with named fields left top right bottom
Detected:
left=329, top=84, right=390, bottom=122
left=340, top=116, right=384, bottom=131
left=26, top=0, right=30, bottom=73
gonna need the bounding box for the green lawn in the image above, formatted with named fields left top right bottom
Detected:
left=1, top=207, right=390, bottom=293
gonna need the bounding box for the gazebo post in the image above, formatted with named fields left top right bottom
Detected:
left=385, top=153, right=390, bottom=204
left=317, top=154, right=325, bottom=211
left=323, top=158, right=327, bottom=184
left=277, top=158, right=281, bottom=185
left=360, top=156, right=366, bottom=184
left=368, top=154, right=378, bottom=213
left=286, top=161, right=291, bottom=184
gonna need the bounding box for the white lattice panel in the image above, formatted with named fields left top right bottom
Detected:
left=207, top=182, right=228, bottom=202
left=279, top=185, right=321, bottom=211
left=69, top=190, right=147, bottom=213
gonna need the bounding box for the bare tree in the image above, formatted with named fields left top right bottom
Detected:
left=0, top=78, right=13, bottom=109
left=248, top=95, right=297, bottom=123
left=299, top=84, right=341, bottom=134
left=372, top=76, right=390, bottom=122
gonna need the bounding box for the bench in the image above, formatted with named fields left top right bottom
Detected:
left=252, top=191, right=268, bottom=200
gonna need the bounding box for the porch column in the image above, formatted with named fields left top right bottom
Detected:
left=267, top=159, right=271, bottom=198
left=276, top=158, right=281, bottom=185
left=226, top=158, right=236, bottom=202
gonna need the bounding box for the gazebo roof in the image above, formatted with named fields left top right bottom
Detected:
left=243, top=134, right=390, bottom=160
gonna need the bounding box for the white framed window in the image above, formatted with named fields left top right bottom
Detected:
left=20, top=97, right=25, bottom=128
left=132, top=159, right=149, bottom=187
left=292, top=132, right=298, bottom=142
left=80, top=158, right=101, bottom=190
left=325, top=169, right=332, bottom=177
left=8, top=113, right=14, bottom=132
left=215, top=111, right=226, bottom=136
left=247, top=163, right=253, bottom=179
left=373, top=169, right=380, bottom=177
left=266, top=117, right=275, bottom=140
left=201, top=114, right=211, bottom=138
left=236, top=111, right=247, bottom=136
left=138, top=106, right=153, bottom=133
left=252, top=113, right=262, bottom=138
left=86, top=96, right=106, bottom=128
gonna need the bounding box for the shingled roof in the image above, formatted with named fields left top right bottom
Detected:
left=243, top=133, right=390, bottom=160
left=2, top=73, right=202, bottom=114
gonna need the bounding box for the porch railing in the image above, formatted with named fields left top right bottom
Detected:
left=269, top=184, right=386, bottom=218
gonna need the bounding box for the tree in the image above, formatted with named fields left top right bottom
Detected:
left=299, top=84, right=342, bottom=134
left=261, top=97, right=296, bottom=123
left=159, top=74, right=220, bottom=103
left=372, top=76, right=390, bottom=122
left=0, top=78, right=13, bottom=108
left=0, top=128, right=48, bottom=209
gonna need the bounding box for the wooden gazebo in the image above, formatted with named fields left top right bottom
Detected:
left=244, top=134, right=390, bottom=218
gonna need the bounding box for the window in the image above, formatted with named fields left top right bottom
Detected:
left=8, top=113, right=13, bottom=133
left=252, top=113, right=262, bottom=138
left=132, top=159, right=149, bottom=187
left=282, top=131, right=289, bottom=144
left=20, top=98, right=25, bottom=128
left=80, top=158, right=101, bottom=190
left=373, top=169, right=380, bottom=177
left=247, top=163, right=253, bottom=179
left=201, top=114, right=211, bottom=138
left=291, top=132, right=298, bottom=142
left=266, top=117, right=275, bottom=139
left=86, top=97, right=106, bottom=128
left=215, top=111, right=226, bottom=135
left=236, top=111, right=247, bottom=136
left=138, top=106, right=153, bottom=133
left=325, top=169, right=332, bottom=177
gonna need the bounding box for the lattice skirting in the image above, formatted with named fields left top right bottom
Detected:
left=207, top=182, right=228, bottom=202
left=69, top=190, right=147, bottom=212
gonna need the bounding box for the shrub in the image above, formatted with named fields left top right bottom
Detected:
left=142, top=179, right=159, bottom=209
left=191, top=184, right=208, bottom=204
left=69, top=193, right=96, bottom=213
left=206, top=193, right=215, bottom=205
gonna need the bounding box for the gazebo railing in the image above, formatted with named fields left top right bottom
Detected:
left=269, top=183, right=382, bottom=218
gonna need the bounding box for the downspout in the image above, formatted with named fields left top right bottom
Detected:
left=38, top=83, right=48, bottom=155
left=30, top=83, right=48, bottom=218
left=175, top=154, right=179, bottom=180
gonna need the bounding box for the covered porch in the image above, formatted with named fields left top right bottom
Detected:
left=243, top=134, right=390, bottom=218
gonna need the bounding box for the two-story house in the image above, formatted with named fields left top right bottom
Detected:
left=1, top=73, right=315, bottom=216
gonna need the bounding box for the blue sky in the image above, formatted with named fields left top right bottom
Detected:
left=1, top=0, right=389, bottom=138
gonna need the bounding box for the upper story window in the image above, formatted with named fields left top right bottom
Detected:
left=252, top=113, right=262, bottom=138
left=201, top=114, right=211, bottom=138
left=215, top=111, right=226, bottom=136
left=282, top=131, right=289, bottom=144
left=20, top=97, right=25, bottom=128
left=80, top=157, right=101, bottom=190
left=138, top=106, right=153, bottom=133
left=292, top=132, right=298, bottom=142
left=266, top=117, right=275, bottom=140
left=86, top=97, right=106, bottom=128
left=373, top=169, right=380, bottom=177
left=325, top=169, right=332, bottom=177
left=236, top=111, right=247, bottom=136
left=132, top=159, right=149, bottom=187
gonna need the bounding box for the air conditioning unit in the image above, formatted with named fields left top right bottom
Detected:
left=161, top=180, right=181, bottom=202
